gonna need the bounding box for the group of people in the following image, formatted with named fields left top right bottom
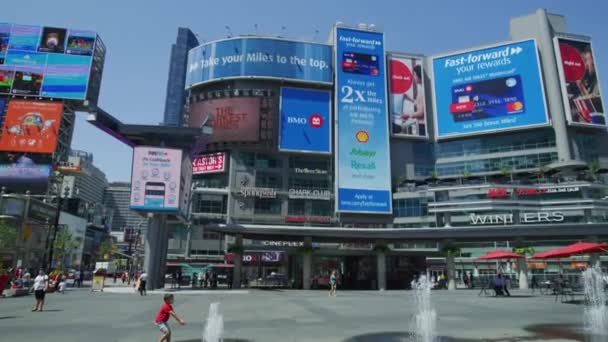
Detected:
left=196, top=270, right=222, bottom=289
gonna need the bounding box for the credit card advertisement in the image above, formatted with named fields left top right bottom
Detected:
left=388, top=55, right=427, bottom=137
left=432, top=39, right=548, bottom=138
left=279, top=87, right=331, bottom=154
left=130, top=147, right=183, bottom=212
left=554, top=37, right=605, bottom=127
left=334, top=27, right=392, bottom=214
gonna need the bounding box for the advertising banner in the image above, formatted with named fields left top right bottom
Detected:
left=0, top=23, right=97, bottom=100
left=192, top=152, right=226, bottom=174
left=334, top=27, right=392, bottom=214
left=279, top=87, right=331, bottom=153
left=130, top=147, right=184, bottom=212
left=432, top=39, right=548, bottom=138
left=186, top=37, right=332, bottom=88
left=0, top=100, right=63, bottom=154
left=554, top=37, right=605, bottom=127
left=388, top=54, right=427, bottom=138
left=188, top=97, right=260, bottom=143
left=0, top=155, right=50, bottom=184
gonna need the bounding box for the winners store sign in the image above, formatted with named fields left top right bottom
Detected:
left=469, top=211, right=565, bottom=225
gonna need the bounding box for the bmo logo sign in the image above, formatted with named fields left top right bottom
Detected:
left=279, top=87, right=331, bottom=153
left=287, top=114, right=324, bottom=128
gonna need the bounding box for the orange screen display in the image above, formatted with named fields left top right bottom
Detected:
left=0, top=100, right=63, bottom=154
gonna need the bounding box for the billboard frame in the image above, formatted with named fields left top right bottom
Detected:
left=553, top=34, right=606, bottom=129
left=386, top=52, right=429, bottom=140
left=186, top=36, right=333, bottom=89
left=278, top=86, right=332, bottom=155
left=333, top=25, right=393, bottom=215
left=430, top=38, right=551, bottom=140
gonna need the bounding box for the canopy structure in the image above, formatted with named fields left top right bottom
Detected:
left=530, top=242, right=608, bottom=259
left=475, top=250, right=525, bottom=260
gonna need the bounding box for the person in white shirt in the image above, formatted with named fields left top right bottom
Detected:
left=138, top=272, right=147, bottom=296
left=32, top=270, right=49, bottom=312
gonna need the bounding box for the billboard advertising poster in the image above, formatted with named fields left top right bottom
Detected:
left=130, top=147, right=184, bottom=212
left=388, top=54, right=427, bottom=138
left=188, top=97, right=261, bottom=143
left=554, top=37, right=605, bottom=127
left=186, top=37, right=332, bottom=88
left=0, top=23, right=96, bottom=100
left=0, top=100, right=63, bottom=154
left=279, top=87, right=331, bottom=153
left=0, top=155, right=51, bottom=184
left=334, top=27, right=392, bottom=214
left=192, top=152, right=226, bottom=174
left=432, top=39, right=549, bottom=138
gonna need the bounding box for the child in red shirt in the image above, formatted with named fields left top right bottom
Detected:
left=155, top=294, right=186, bottom=342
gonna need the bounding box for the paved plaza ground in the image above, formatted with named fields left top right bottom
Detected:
left=0, top=285, right=597, bottom=341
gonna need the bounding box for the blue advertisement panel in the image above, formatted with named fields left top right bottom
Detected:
left=432, top=39, right=548, bottom=138
left=0, top=23, right=96, bottom=100
left=334, top=27, right=392, bottom=214
left=186, top=37, right=332, bottom=88
left=279, top=87, right=331, bottom=154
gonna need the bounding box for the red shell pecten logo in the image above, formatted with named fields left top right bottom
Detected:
left=309, top=114, right=323, bottom=128
left=355, top=130, right=369, bottom=143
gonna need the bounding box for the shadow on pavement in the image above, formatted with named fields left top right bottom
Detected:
left=0, top=316, right=21, bottom=320
left=38, top=309, right=62, bottom=312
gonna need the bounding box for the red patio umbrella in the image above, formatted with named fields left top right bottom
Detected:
left=475, top=250, right=525, bottom=260
left=530, top=242, right=608, bottom=259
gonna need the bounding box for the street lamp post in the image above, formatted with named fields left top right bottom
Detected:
left=45, top=185, right=70, bottom=272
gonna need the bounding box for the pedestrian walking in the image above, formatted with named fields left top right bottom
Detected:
left=121, top=271, right=126, bottom=284
left=197, top=271, right=204, bottom=288
left=31, top=270, right=48, bottom=312
left=139, top=272, right=147, bottom=296
left=113, top=272, right=117, bottom=283
left=58, top=275, right=67, bottom=294
left=177, top=270, right=182, bottom=289
left=73, top=270, right=80, bottom=287
left=78, top=269, right=84, bottom=288
left=154, top=294, right=186, bottom=342
left=329, top=270, right=338, bottom=297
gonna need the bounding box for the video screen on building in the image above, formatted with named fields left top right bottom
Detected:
left=432, top=39, right=549, bottom=139
left=0, top=23, right=97, bottom=100
left=554, top=37, right=605, bottom=127
left=0, top=100, right=63, bottom=154
left=0, top=152, right=52, bottom=193
left=388, top=54, right=427, bottom=138
left=188, top=97, right=261, bottom=143
left=192, top=152, right=226, bottom=175
left=130, top=147, right=186, bottom=213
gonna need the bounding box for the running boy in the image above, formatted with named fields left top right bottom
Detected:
left=155, top=294, right=186, bottom=342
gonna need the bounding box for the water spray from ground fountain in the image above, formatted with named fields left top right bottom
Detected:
left=582, top=263, right=608, bottom=339
left=203, top=302, right=224, bottom=342
left=411, top=274, right=437, bottom=342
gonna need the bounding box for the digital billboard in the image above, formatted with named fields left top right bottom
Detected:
left=334, top=27, right=392, bottom=214
left=432, top=39, right=549, bottom=139
left=279, top=87, right=331, bottom=153
left=0, top=23, right=97, bottom=100
left=0, top=155, right=50, bottom=184
left=192, top=152, right=226, bottom=174
left=186, top=37, right=332, bottom=88
left=130, top=147, right=184, bottom=212
left=188, top=97, right=260, bottom=143
left=554, top=37, right=605, bottom=127
left=0, top=100, right=63, bottom=154
left=388, top=54, right=427, bottom=138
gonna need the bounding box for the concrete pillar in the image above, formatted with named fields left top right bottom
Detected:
left=144, top=215, right=160, bottom=289
left=518, top=257, right=529, bottom=289
left=302, top=237, right=312, bottom=290
left=376, top=252, right=386, bottom=291
left=232, top=234, right=243, bottom=289
left=446, top=255, right=456, bottom=291
left=158, top=218, right=170, bottom=288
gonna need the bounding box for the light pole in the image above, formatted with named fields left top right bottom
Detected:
left=127, top=219, right=147, bottom=283
left=45, top=185, right=70, bottom=272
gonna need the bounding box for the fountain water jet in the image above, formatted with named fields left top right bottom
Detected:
left=411, top=275, right=437, bottom=342
left=203, top=302, right=224, bottom=342
left=582, top=263, right=608, bottom=338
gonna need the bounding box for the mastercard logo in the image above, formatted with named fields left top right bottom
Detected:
left=506, top=101, right=524, bottom=112
left=355, top=130, right=369, bottom=143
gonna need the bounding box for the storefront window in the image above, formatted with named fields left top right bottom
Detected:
left=310, top=200, right=332, bottom=216
left=288, top=200, right=306, bottom=215
left=191, top=194, right=227, bottom=214
left=255, top=198, right=282, bottom=215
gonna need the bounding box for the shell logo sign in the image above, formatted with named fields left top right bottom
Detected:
left=355, top=130, right=369, bottom=143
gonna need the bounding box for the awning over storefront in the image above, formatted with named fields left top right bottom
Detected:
left=205, top=223, right=608, bottom=243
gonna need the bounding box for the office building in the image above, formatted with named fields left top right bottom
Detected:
left=103, top=182, right=144, bottom=232
left=163, top=27, right=199, bottom=127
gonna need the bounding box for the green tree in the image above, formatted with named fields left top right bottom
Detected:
left=53, top=226, right=78, bottom=270
left=0, top=220, right=17, bottom=249
left=587, top=160, right=601, bottom=181
left=99, top=238, right=113, bottom=261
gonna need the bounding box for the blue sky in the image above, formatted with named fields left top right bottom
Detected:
left=5, top=0, right=608, bottom=181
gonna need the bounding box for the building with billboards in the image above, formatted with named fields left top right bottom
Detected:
left=176, top=9, right=608, bottom=290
